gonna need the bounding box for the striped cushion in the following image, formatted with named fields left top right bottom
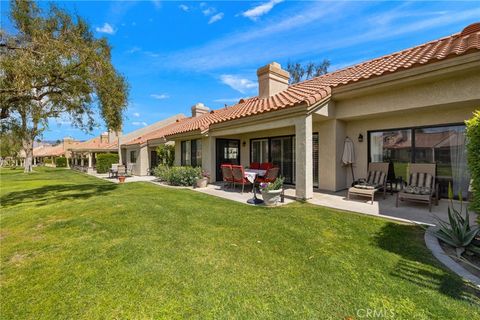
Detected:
left=409, top=173, right=433, bottom=188
left=367, top=171, right=386, bottom=187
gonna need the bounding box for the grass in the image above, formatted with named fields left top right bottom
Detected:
left=1, top=167, right=479, bottom=319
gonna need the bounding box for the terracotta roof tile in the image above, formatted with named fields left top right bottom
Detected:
left=70, top=137, right=117, bottom=151
left=161, top=23, right=479, bottom=138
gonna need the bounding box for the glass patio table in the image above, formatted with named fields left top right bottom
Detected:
left=244, top=169, right=267, bottom=205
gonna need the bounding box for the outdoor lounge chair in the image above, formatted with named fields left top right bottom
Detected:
left=396, top=163, right=438, bottom=212
left=117, top=165, right=127, bottom=177
left=260, top=162, right=273, bottom=170
left=347, top=162, right=389, bottom=204
left=220, top=164, right=234, bottom=189
left=231, top=165, right=252, bottom=194
left=257, top=167, right=280, bottom=184
left=109, top=163, right=119, bottom=178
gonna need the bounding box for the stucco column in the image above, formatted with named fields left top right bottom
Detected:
left=295, top=114, right=313, bottom=200
left=33, top=157, right=36, bottom=165
left=138, top=145, right=149, bottom=176
left=81, top=156, right=84, bottom=167
left=88, top=152, right=93, bottom=168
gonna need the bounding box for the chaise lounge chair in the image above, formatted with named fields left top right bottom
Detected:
left=396, top=163, right=438, bottom=212
left=347, top=162, right=389, bottom=204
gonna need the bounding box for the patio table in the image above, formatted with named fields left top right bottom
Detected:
left=244, top=169, right=266, bottom=205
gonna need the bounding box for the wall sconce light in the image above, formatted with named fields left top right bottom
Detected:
left=242, top=141, right=247, bottom=147
left=358, top=133, right=364, bottom=143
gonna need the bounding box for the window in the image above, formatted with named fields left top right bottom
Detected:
left=369, top=124, right=469, bottom=198
left=250, top=136, right=295, bottom=184
left=130, top=150, right=137, bottom=163
left=251, top=139, right=269, bottom=163
left=369, top=129, right=412, bottom=180
left=181, top=139, right=202, bottom=167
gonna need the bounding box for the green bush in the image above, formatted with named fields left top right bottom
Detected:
left=55, top=157, right=67, bottom=167
left=466, top=111, right=480, bottom=213
left=156, top=144, right=175, bottom=167
left=43, top=158, right=52, bottom=164
left=96, top=153, right=119, bottom=173
left=153, top=165, right=201, bottom=186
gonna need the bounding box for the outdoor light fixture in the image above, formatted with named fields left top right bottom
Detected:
left=358, top=134, right=364, bottom=142
left=242, top=141, right=246, bottom=147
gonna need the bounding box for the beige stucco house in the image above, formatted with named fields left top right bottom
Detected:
left=156, top=23, right=479, bottom=200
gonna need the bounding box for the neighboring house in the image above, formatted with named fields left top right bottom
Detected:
left=155, top=23, right=479, bottom=200
left=68, top=114, right=185, bottom=173
left=32, top=137, right=79, bottom=166
left=120, top=114, right=185, bottom=175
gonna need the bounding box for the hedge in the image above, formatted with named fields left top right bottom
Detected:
left=466, top=111, right=480, bottom=213
left=153, top=165, right=201, bottom=186
left=96, top=153, right=119, bottom=173
left=55, top=157, right=67, bottom=167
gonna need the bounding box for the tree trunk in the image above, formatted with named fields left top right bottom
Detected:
left=22, top=137, right=34, bottom=173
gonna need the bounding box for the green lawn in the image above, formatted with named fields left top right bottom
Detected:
left=1, top=168, right=479, bottom=319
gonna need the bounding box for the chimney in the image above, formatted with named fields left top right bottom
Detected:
left=191, top=103, right=210, bottom=117
left=100, top=132, right=109, bottom=143
left=63, top=136, right=74, bottom=150
left=108, top=129, right=121, bottom=144
left=257, top=62, right=290, bottom=99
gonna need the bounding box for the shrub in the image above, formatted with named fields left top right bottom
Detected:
left=43, top=158, right=52, bottom=164
left=432, top=184, right=479, bottom=257
left=259, top=176, right=285, bottom=192
left=55, top=157, right=67, bottom=167
left=153, top=165, right=201, bottom=186
left=466, top=111, right=480, bottom=213
left=96, top=153, right=119, bottom=173
left=156, top=144, right=175, bottom=167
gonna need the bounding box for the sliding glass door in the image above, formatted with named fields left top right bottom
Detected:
left=270, top=136, right=295, bottom=184
left=369, top=124, right=469, bottom=198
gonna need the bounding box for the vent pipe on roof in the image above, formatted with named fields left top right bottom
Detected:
left=191, top=103, right=210, bottom=117
left=257, top=62, right=290, bottom=99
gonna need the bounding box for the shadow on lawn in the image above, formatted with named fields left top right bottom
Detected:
left=0, top=183, right=118, bottom=208
left=374, top=222, right=480, bottom=303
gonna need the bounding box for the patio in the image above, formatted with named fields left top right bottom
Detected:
left=194, top=183, right=476, bottom=226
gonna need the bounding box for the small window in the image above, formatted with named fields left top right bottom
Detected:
left=130, top=150, right=137, bottom=163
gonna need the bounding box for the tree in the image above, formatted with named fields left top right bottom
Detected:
left=0, top=0, right=128, bottom=172
left=286, top=59, right=330, bottom=84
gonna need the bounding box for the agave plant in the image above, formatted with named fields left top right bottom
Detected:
left=432, top=185, right=479, bottom=257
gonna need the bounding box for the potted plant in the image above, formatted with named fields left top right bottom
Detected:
left=118, top=175, right=126, bottom=183
left=259, top=177, right=284, bottom=206
left=196, top=170, right=209, bottom=188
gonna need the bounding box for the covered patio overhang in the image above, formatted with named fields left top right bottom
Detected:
left=186, top=99, right=335, bottom=200
left=69, top=148, right=117, bottom=172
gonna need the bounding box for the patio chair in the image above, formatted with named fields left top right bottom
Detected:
left=347, top=162, right=389, bottom=204
left=231, top=165, right=252, bottom=194
left=257, top=167, right=280, bottom=184
left=109, top=163, right=119, bottom=178
left=127, top=163, right=134, bottom=176
left=260, top=162, right=273, bottom=170
left=220, top=164, right=234, bottom=189
left=396, top=163, right=438, bottom=212
left=250, top=162, right=260, bottom=169
left=117, top=165, right=127, bottom=177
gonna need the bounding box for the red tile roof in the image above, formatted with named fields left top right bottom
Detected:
left=33, top=144, right=65, bottom=157
left=123, top=120, right=189, bottom=145
left=70, top=137, right=117, bottom=151
left=163, top=23, right=480, bottom=138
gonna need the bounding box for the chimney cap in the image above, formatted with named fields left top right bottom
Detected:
left=257, top=61, right=290, bottom=79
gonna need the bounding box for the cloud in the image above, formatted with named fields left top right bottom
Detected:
left=150, top=93, right=170, bottom=100
left=95, top=23, right=115, bottom=34
left=126, top=46, right=141, bottom=54
left=220, top=75, right=257, bottom=94
left=242, top=0, right=283, bottom=21
left=133, top=112, right=140, bottom=118
left=203, top=7, right=217, bottom=16
left=209, top=13, right=224, bottom=24
left=132, top=121, right=148, bottom=127
left=179, top=4, right=189, bottom=12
